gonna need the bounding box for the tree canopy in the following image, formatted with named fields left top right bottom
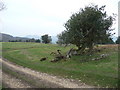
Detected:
left=57, top=4, right=115, bottom=53
left=35, top=39, right=41, bottom=43
left=116, top=36, right=120, bottom=44
left=41, top=34, right=52, bottom=44
left=57, top=31, right=70, bottom=45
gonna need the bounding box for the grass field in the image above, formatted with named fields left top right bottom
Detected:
left=2, top=42, right=118, bottom=88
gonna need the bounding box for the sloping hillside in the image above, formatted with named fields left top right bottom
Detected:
left=0, top=33, right=30, bottom=42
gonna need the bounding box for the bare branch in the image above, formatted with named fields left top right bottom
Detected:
left=0, top=1, right=5, bottom=11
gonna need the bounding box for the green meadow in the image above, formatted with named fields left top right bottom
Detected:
left=2, top=42, right=118, bottom=88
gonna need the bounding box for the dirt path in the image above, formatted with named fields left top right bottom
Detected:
left=1, top=58, right=95, bottom=88
left=2, top=72, right=32, bottom=88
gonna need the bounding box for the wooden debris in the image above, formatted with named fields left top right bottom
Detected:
left=40, top=57, right=48, bottom=61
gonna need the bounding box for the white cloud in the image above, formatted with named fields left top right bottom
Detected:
left=0, top=0, right=119, bottom=36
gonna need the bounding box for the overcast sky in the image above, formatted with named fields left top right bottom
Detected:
left=0, top=0, right=119, bottom=37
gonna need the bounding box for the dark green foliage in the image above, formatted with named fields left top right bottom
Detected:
left=116, top=36, right=120, bottom=44
left=19, top=39, right=22, bottom=42
left=9, top=40, right=23, bottom=42
left=29, top=38, right=35, bottom=42
left=41, top=34, right=52, bottom=44
left=57, top=4, right=115, bottom=53
left=35, top=39, right=41, bottom=43
left=97, top=37, right=115, bottom=44
left=26, top=39, right=41, bottom=43
left=57, top=31, right=70, bottom=45
left=106, top=38, right=115, bottom=44
left=26, top=40, right=29, bottom=42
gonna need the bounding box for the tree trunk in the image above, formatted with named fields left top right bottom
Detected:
left=77, top=45, right=86, bottom=54
left=88, top=43, right=94, bottom=55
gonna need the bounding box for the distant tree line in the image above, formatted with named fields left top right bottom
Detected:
left=8, top=34, right=52, bottom=44
left=8, top=38, right=41, bottom=43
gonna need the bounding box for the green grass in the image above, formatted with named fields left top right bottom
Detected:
left=2, top=42, right=118, bottom=88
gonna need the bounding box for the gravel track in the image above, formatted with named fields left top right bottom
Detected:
left=1, top=58, right=95, bottom=88
left=2, top=72, right=32, bottom=88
